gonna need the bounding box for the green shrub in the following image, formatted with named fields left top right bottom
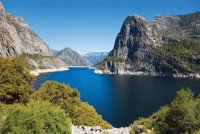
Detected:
left=188, top=63, right=200, bottom=73
left=32, top=81, right=80, bottom=114
left=160, top=38, right=200, bottom=56
left=104, top=56, right=126, bottom=63
left=192, top=129, right=200, bottom=134
left=72, top=102, right=112, bottom=129
left=131, top=88, right=200, bottom=134
left=165, top=89, right=200, bottom=133
left=38, top=65, right=47, bottom=69
left=0, top=101, right=71, bottom=134
left=17, top=54, right=56, bottom=70
left=0, top=57, right=34, bottom=104
left=19, top=53, right=54, bottom=60
left=33, top=81, right=112, bottom=128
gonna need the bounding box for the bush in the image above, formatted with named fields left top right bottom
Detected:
left=104, top=56, right=126, bottom=63
left=0, top=101, right=71, bottom=134
left=38, top=65, right=47, bottom=69
left=131, top=88, right=200, bottom=134
left=72, top=102, right=112, bottom=129
left=32, top=81, right=80, bottom=115
left=0, top=57, right=34, bottom=104
left=165, top=89, right=200, bottom=133
left=33, top=81, right=112, bottom=128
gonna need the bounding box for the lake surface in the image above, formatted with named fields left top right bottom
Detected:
left=34, top=67, right=200, bottom=127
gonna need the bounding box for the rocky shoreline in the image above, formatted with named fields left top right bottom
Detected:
left=72, top=125, right=130, bottom=134
left=30, top=66, right=97, bottom=76
left=94, top=69, right=104, bottom=74
left=94, top=69, right=200, bottom=79
left=30, top=68, right=69, bottom=76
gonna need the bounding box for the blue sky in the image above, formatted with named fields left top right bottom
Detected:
left=2, top=0, right=200, bottom=52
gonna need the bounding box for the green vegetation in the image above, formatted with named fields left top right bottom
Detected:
left=104, top=56, right=126, bottom=63
left=0, top=101, right=71, bottom=134
left=33, top=81, right=111, bottom=129
left=188, top=63, right=200, bottom=73
left=32, top=81, right=80, bottom=118
left=19, top=53, right=54, bottom=60
left=0, top=56, right=111, bottom=133
left=0, top=57, right=34, bottom=104
left=71, top=102, right=111, bottom=128
left=131, top=88, right=200, bottom=134
left=103, top=56, right=140, bottom=64
left=160, top=38, right=200, bottom=56
left=38, top=65, right=47, bottom=69
left=17, top=53, right=55, bottom=70
left=156, top=38, right=200, bottom=73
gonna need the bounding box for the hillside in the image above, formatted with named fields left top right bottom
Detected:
left=0, top=2, right=67, bottom=69
left=53, top=48, right=91, bottom=66
left=97, top=12, right=200, bottom=78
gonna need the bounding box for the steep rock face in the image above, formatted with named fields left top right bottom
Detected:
left=110, top=15, right=162, bottom=59
left=0, top=3, right=67, bottom=69
left=0, top=10, right=51, bottom=57
left=97, top=12, right=200, bottom=77
left=53, top=48, right=91, bottom=66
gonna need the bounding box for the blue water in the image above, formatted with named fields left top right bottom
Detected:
left=34, top=67, right=200, bottom=127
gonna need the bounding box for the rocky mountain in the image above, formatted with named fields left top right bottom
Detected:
left=53, top=47, right=91, bottom=66
left=0, top=2, right=67, bottom=69
left=51, top=49, right=59, bottom=56
left=80, top=52, right=108, bottom=64
left=97, top=12, right=200, bottom=78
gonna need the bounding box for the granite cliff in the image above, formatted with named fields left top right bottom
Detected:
left=0, top=2, right=67, bottom=69
left=97, top=12, right=200, bottom=78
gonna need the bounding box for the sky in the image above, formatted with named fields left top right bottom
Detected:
left=2, top=0, right=200, bottom=52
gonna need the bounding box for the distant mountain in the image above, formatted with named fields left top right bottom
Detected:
left=97, top=12, right=200, bottom=78
left=80, top=52, right=108, bottom=64
left=0, top=2, right=67, bottom=69
left=53, top=48, right=91, bottom=66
